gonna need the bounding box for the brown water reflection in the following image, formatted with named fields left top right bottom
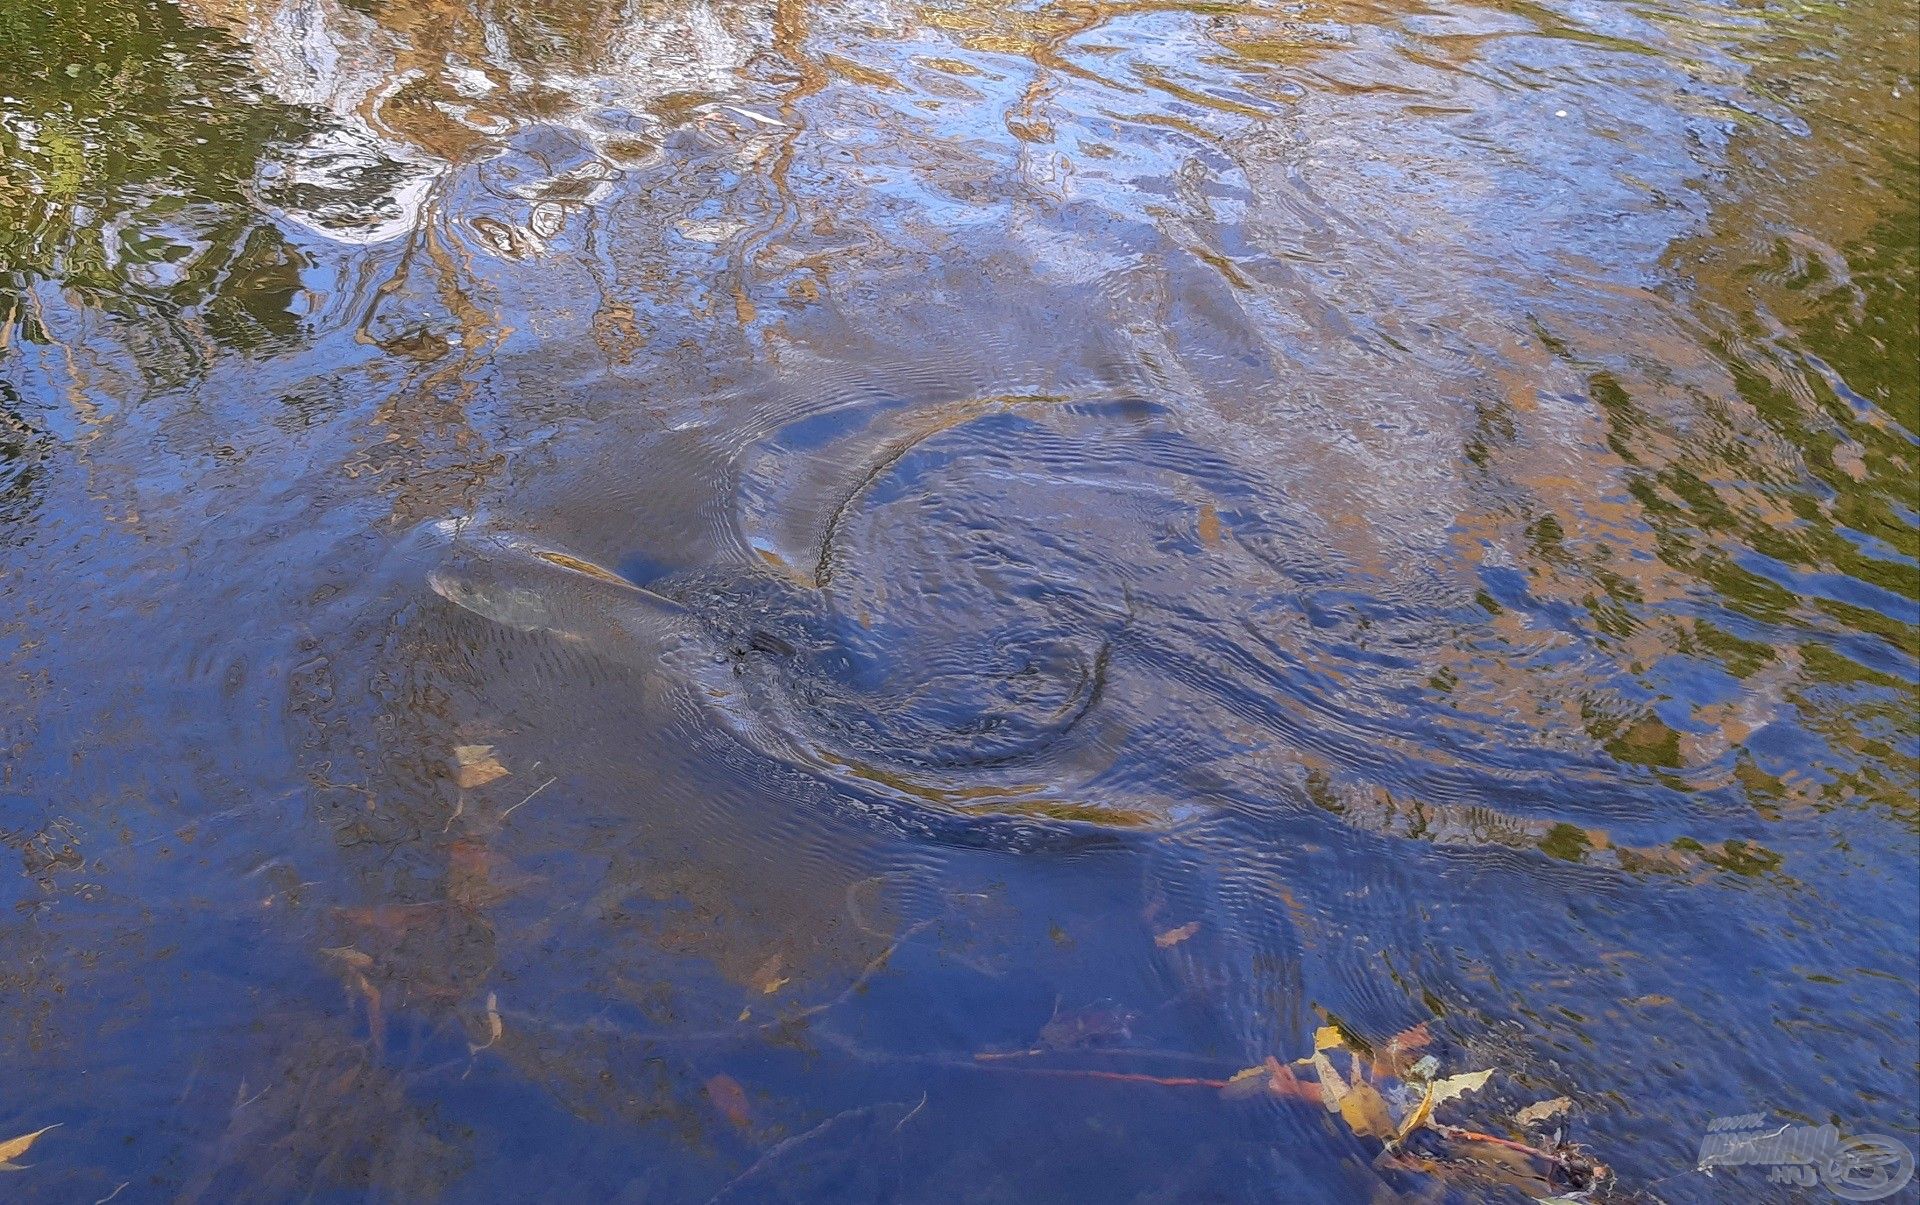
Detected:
left=0, top=0, right=1914, bottom=1196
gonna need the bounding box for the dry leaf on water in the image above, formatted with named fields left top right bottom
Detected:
left=1514, top=1096, right=1573, bottom=1128
left=1395, top=1069, right=1495, bottom=1143
left=452, top=745, right=509, bottom=789
left=1154, top=921, right=1201, bottom=948
left=706, top=1074, right=752, bottom=1129
left=0, top=1123, right=60, bottom=1171
left=1309, top=1049, right=1348, bottom=1114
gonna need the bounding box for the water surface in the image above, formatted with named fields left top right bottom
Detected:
left=0, top=0, right=1915, bottom=1198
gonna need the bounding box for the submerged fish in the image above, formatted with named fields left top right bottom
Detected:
left=420, top=518, right=1125, bottom=849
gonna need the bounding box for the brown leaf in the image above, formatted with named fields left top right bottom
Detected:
left=336, top=903, right=450, bottom=933
left=470, top=991, right=503, bottom=1054
left=750, top=953, right=790, bottom=996
left=1154, top=921, right=1201, bottom=948
left=452, top=745, right=509, bottom=789
left=1197, top=503, right=1222, bottom=546
left=0, top=1124, right=60, bottom=1166
left=448, top=840, right=536, bottom=909
left=1514, top=1096, right=1573, bottom=1128
left=1371, top=1022, right=1432, bottom=1078
left=1263, top=1055, right=1324, bottom=1103
left=706, top=1074, right=752, bottom=1129
left=1339, top=1080, right=1398, bottom=1139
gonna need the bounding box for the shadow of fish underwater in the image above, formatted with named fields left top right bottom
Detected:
left=419, top=516, right=1137, bottom=854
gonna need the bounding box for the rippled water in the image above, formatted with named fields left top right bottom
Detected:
left=1, top=0, right=1915, bottom=1197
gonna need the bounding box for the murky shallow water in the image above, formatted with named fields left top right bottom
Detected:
left=1, top=0, right=1915, bottom=1198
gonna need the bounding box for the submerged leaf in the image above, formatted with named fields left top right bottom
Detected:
left=1154, top=921, right=1201, bottom=948
left=0, top=1124, right=59, bottom=1166
left=452, top=745, right=509, bottom=789
left=320, top=945, right=373, bottom=970
left=470, top=991, right=503, bottom=1053
left=706, top=1075, right=753, bottom=1129
left=1221, top=1065, right=1271, bottom=1100
left=1514, top=1096, right=1573, bottom=1127
left=1039, top=1003, right=1137, bottom=1050
left=1338, top=1080, right=1397, bottom=1139
left=751, top=953, right=790, bottom=996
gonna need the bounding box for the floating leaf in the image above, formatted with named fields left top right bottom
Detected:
left=452, top=745, right=509, bottom=789
left=706, top=1074, right=752, bottom=1129
left=1338, top=1080, right=1398, bottom=1139
left=1221, top=1065, right=1271, bottom=1100
left=1427, top=1068, right=1494, bottom=1110
left=1397, top=1068, right=1496, bottom=1141
left=0, top=1123, right=59, bottom=1168
left=1514, top=1096, right=1573, bottom=1127
left=1154, top=921, right=1201, bottom=948
left=1309, top=1050, right=1348, bottom=1113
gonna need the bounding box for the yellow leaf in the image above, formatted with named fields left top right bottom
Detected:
left=1314, top=1025, right=1345, bottom=1051
left=1154, top=921, right=1201, bottom=948
left=1395, top=1079, right=1437, bottom=1142
left=1338, top=1080, right=1397, bottom=1139
left=1395, top=1068, right=1495, bottom=1143
left=1221, top=1065, right=1270, bottom=1100
left=453, top=746, right=509, bottom=789
left=0, top=1124, right=59, bottom=1164
left=1427, top=1068, right=1494, bottom=1111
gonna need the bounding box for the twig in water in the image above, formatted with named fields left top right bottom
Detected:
left=894, top=1091, right=928, bottom=1134
left=705, top=1099, right=917, bottom=1204
left=500, top=776, right=556, bottom=821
